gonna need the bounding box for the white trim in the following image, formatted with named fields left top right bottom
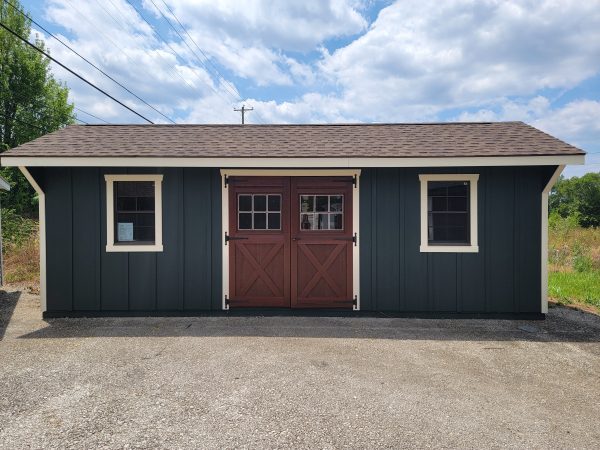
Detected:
left=419, top=174, right=479, bottom=253
left=352, top=173, right=360, bottom=310
left=220, top=169, right=361, bottom=311
left=0, top=154, right=585, bottom=168
left=0, top=175, right=10, bottom=191
left=104, top=174, right=164, bottom=252
left=541, top=165, right=565, bottom=314
left=222, top=174, right=229, bottom=310
left=19, top=167, right=46, bottom=312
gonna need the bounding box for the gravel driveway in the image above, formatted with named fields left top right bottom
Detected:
left=1, top=288, right=599, bottom=449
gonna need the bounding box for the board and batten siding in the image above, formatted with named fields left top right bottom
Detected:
left=35, top=165, right=553, bottom=314
left=39, top=167, right=222, bottom=313
left=359, top=166, right=553, bottom=314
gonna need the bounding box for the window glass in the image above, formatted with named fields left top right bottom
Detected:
left=114, top=181, right=156, bottom=244
left=238, top=194, right=281, bottom=230
left=427, top=181, right=469, bottom=245
left=299, top=195, right=344, bottom=230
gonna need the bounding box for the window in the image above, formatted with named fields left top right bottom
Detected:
left=419, top=174, right=478, bottom=253
left=238, top=194, right=281, bottom=230
left=300, top=195, right=344, bottom=230
left=105, top=174, right=163, bottom=252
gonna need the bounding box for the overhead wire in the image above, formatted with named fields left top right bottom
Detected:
left=156, top=0, right=268, bottom=124
left=74, top=107, right=111, bottom=124
left=124, top=0, right=238, bottom=110
left=63, top=0, right=200, bottom=111
left=0, top=21, right=154, bottom=123
left=4, top=0, right=175, bottom=124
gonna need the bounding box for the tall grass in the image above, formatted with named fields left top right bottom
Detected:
left=1, top=209, right=39, bottom=287
left=548, top=213, right=600, bottom=312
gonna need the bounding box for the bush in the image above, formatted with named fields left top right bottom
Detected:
left=572, top=242, right=593, bottom=273
left=549, top=172, right=600, bottom=228
left=1, top=208, right=38, bottom=249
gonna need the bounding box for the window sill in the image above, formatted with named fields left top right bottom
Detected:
left=420, top=245, right=479, bottom=253
left=106, top=244, right=164, bottom=253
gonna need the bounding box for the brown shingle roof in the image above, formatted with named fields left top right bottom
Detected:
left=1, top=122, right=584, bottom=158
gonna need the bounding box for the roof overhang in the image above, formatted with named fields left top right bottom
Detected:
left=0, top=154, right=585, bottom=168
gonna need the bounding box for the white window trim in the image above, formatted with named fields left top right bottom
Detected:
left=419, top=174, right=479, bottom=253
left=104, top=174, right=163, bottom=252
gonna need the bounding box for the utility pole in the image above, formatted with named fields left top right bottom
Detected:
left=234, top=104, right=253, bottom=125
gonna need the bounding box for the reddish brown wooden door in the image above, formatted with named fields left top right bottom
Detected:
left=291, top=177, right=354, bottom=308
left=228, top=177, right=290, bottom=308
left=228, top=176, right=353, bottom=309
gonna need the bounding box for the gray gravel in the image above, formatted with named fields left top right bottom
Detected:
left=1, top=288, right=599, bottom=449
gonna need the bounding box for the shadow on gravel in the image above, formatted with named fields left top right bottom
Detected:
left=0, top=290, right=21, bottom=340
left=17, top=308, right=600, bottom=343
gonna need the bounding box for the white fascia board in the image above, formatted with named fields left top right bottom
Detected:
left=0, top=154, right=585, bottom=167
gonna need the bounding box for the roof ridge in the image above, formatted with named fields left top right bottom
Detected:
left=68, top=121, right=525, bottom=127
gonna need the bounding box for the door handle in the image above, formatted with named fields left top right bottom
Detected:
left=292, top=237, right=301, bottom=241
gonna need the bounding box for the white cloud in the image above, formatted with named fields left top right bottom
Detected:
left=317, top=0, right=600, bottom=120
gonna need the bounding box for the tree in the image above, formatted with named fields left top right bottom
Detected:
left=0, top=0, right=74, bottom=215
left=549, top=172, right=600, bottom=227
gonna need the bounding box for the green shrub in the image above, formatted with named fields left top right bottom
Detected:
left=1, top=208, right=38, bottom=249
left=571, top=241, right=593, bottom=273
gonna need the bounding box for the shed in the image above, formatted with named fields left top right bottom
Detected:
left=0, top=122, right=585, bottom=318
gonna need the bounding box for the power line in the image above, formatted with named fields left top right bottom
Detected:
left=74, top=107, right=110, bottom=124
left=4, top=0, right=175, bottom=124
left=0, top=20, right=154, bottom=124
left=157, top=0, right=240, bottom=102
left=128, top=0, right=241, bottom=113
left=63, top=0, right=200, bottom=113
left=157, top=0, right=268, bottom=124
left=74, top=117, right=89, bottom=125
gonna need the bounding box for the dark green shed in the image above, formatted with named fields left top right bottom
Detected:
left=0, top=122, right=585, bottom=317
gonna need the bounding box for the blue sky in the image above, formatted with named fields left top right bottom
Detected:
left=19, top=0, right=600, bottom=176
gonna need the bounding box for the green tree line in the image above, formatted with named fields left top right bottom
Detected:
left=1, top=0, right=74, bottom=216
left=549, top=172, right=600, bottom=228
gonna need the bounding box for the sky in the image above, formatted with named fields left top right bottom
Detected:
left=18, top=0, right=600, bottom=176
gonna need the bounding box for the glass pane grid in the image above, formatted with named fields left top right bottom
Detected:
left=114, top=181, right=156, bottom=244
left=238, top=194, right=281, bottom=230
left=427, top=181, right=470, bottom=245
left=299, top=194, right=344, bottom=230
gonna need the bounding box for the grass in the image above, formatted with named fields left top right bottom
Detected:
left=548, top=215, right=600, bottom=313
left=2, top=210, right=39, bottom=293
left=549, top=271, right=600, bottom=310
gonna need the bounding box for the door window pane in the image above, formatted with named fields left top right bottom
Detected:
left=298, top=194, right=344, bottom=231
left=268, top=195, right=280, bottom=211
left=254, top=213, right=266, bottom=229
left=268, top=213, right=280, bottom=229
left=239, top=195, right=252, bottom=211
left=253, top=195, right=267, bottom=212
left=237, top=194, right=281, bottom=230
left=239, top=213, right=252, bottom=229
left=316, top=196, right=329, bottom=212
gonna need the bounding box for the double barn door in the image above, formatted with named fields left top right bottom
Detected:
left=228, top=177, right=353, bottom=308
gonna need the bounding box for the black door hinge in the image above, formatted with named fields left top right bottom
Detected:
left=353, top=174, right=357, bottom=188
left=225, top=295, right=230, bottom=307
left=225, top=232, right=248, bottom=245
left=353, top=295, right=358, bottom=306
left=224, top=175, right=229, bottom=187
